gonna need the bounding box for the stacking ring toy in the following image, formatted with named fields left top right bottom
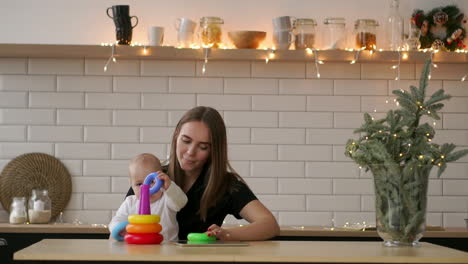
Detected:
left=126, top=223, right=162, bottom=234
left=111, top=221, right=129, bottom=241
left=187, top=232, right=216, bottom=242
left=128, top=214, right=160, bottom=224
left=124, top=233, right=164, bottom=244
left=144, top=172, right=163, bottom=195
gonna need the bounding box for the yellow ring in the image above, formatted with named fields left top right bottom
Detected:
left=128, top=214, right=160, bottom=224
left=126, top=223, right=162, bottom=234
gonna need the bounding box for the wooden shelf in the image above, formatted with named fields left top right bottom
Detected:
left=1, top=43, right=467, bottom=63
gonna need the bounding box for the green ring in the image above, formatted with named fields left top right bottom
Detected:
left=187, top=232, right=216, bottom=241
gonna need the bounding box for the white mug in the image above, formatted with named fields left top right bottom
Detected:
left=148, top=26, right=164, bottom=46
left=273, top=30, right=294, bottom=50
left=272, top=16, right=296, bottom=31
left=175, top=18, right=197, bottom=33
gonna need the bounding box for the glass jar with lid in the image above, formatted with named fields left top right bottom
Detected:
left=28, top=189, right=51, bottom=224
left=9, top=197, right=27, bottom=224
left=199, top=16, right=224, bottom=48
left=322, top=17, right=346, bottom=49
left=293, top=18, right=317, bottom=50
left=355, top=19, right=379, bottom=50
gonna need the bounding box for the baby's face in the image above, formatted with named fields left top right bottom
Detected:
left=130, top=165, right=162, bottom=202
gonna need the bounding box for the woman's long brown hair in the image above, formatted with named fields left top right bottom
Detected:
left=167, top=106, right=240, bottom=221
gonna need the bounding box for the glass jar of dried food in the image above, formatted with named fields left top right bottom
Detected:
left=199, top=16, right=224, bottom=48
left=28, top=189, right=51, bottom=224
left=355, top=19, right=379, bottom=50
left=293, top=18, right=317, bottom=50
left=9, top=197, right=27, bottom=224
left=322, top=17, right=346, bottom=49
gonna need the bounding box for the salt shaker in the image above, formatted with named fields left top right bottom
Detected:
left=28, top=189, right=52, bottom=224
left=9, top=197, right=28, bottom=224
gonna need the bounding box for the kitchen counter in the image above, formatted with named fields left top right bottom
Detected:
left=13, top=239, right=468, bottom=263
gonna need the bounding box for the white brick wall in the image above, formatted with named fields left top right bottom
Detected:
left=0, top=57, right=467, bottom=229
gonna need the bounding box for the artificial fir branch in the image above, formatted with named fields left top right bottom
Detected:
left=345, top=58, right=468, bottom=245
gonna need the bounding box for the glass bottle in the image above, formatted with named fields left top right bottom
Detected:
left=406, top=18, right=421, bottom=50
left=293, top=18, right=317, bottom=50
left=386, top=0, right=404, bottom=50
left=355, top=19, right=379, bottom=50
left=199, top=16, right=224, bottom=48
left=28, top=189, right=52, bottom=224
left=9, top=197, right=27, bottom=224
left=322, top=17, right=346, bottom=49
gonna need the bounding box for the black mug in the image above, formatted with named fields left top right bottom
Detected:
left=106, top=5, right=138, bottom=45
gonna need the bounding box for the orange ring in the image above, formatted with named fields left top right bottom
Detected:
left=126, top=223, right=162, bottom=234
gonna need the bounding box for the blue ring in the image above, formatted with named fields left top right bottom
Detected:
left=111, top=221, right=129, bottom=241
left=144, top=172, right=163, bottom=195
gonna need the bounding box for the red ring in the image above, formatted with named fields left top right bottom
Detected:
left=124, top=233, right=164, bottom=244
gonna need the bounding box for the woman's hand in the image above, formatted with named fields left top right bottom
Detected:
left=157, top=171, right=172, bottom=190
left=206, top=224, right=231, bottom=241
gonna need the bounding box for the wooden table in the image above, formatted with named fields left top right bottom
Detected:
left=13, top=239, right=468, bottom=264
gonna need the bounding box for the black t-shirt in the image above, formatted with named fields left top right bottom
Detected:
left=125, top=167, right=257, bottom=240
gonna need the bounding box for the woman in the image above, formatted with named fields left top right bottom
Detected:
left=128, top=106, right=280, bottom=241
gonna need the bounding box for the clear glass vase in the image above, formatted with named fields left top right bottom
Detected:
left=370, top=163, right=432, bottom=247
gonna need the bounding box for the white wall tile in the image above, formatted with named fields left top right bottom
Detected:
left=426, top=213, right=443, bottom=227
left=334, top=113, right=366, bottom=128
left=196, top=61, right=250, bottom=77
left=361, top=195, right=375, bottom=211
left=361, top=63, right=415, bottom=80
left=437, top=163, right=468, bottom=179
left=333, top=145, right=349, bottom=161
left=443, top=213, right=468, bottom=227
left=141, top=60, right=195, bottom=76
left=389, top=80, right=442, bottom=95
left=197, top=94, right=251, bottom=110
left=227, top=128, right=250, bottom=144
left=0, top=126, right=26, bottom=141
left=307, top=195, right=360, bottom=211
left=245, top=178, right=277, bottom=194
left=30, top=92, right=84, bottom=108
left=29, top=58, right=84, bottom=75
left=0, top=142, right=54, bottom=158
left=224, top=78, right=278, bottom=94
left=86, top=93, right=140, bottom=109
left=83, top=160, right=129, bottom=176
left=0, top=92, right=27, bottom=107
left=112, top=176, right=130, bottom=193
left=28, top=126, right=82, bottom=142
left=428, top=196, right=468, bottom=212
left=62, top=210, right=111, bottom=225
left=224, top=111, right=277, bottom=127
left=0, top=75, right=55, bottom=91
left=62, top=160, right=83, bottom=176
left=257, top=194, right=305, bottom=211
left=56, top=143, right=110, bottom=159
left=142, top=94, right=195, bottom=110
left=113, top=110, right=167, bottom=126
left=443, top=80, right=468, bottom=96
left=306, top=162, right=360, bottom=178
left=57, top=109, right=111, bottom=125
left=252, top=95, right=306, bottom=111
left=168, top=110, right=187, bottom=126
left=279, top=212, right=332, bottom=226
left=58, top=76, right=112, bottom=92
left=279, top=79, right=333, bottom=95
left=111, top=143, right=166, bottom=160
left=114, top=76, right=168, bottom=93
left=443, top=114, right=468, bottom=129
left=434, top=130, right=468, bottom=146
left=229, top=144, right=277, bottom=160
left=334, top=80, right=387, bottom=95
left=307, top=96, right=360, bottom=112
left=306, top=62, right=360, bottom=79
left=416, top=63, right=467, bottom=80
left=85, top=59, right=139, bottom=76
left=73, top=177, right=110, bottom=193
left=230, top=161, right=250, bottom=177
left=278, top=145, right=332, bottom=161
left=170, top=77, right=223, bottom=93
left=0, top=58, right=27, bottom=74
left=306, top=129, right=356, bottom=145
left=141, top=127, right=174, bottom=143
left=252, top=62, right=305, bottom=78
left=252, top=128, right=305, bottom=144
left=85, top=127, right=138, bottom=142
left=429, top=179, right=442, bottom=195
left=361, top=96, right=398, bottom=112
left=66, top=193, right=83, bottom=210
left=443, top=180, right=468, bottom=195
left=251, top=161, right=304, bottom=178
left=333, top=179, right=373, bottom=194
left=440, top=97, right=468, bottom=113
left=279, top=179, right=332, bottom=194
left=279, top=112, right=333, bottom=128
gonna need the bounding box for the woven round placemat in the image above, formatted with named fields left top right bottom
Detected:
left=0, top=153, right=72, bottom=220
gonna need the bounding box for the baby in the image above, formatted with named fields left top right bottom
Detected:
left=109, top=153, right=188, bottom=242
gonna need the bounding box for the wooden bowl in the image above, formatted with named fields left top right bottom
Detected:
left=228, top=31, right=267, bottom=49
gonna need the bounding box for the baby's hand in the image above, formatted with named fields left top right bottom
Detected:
left=157, top=171, right=171, bottom=190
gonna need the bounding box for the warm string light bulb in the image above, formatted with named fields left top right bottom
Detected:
left=202, top=47, right=211, bottom=75
left=312, top=49, right=322, bottom=78
left=103, top=44, right=116, bottom=72
left=265, top=49, right=275, bottom=64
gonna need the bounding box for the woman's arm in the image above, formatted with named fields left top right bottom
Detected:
left=207, top=200, right=280, bottom=241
